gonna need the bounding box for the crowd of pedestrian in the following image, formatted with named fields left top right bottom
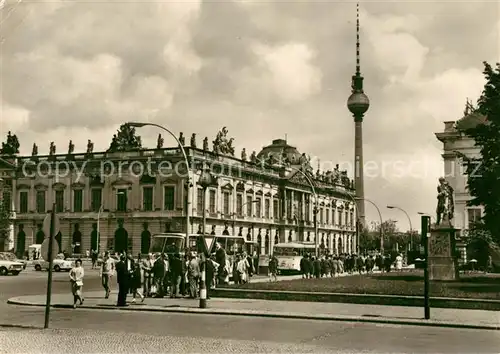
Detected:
left=298, top=253, right=404, bottom=278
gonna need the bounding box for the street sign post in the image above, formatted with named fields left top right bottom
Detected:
left=44, top=205, right=60, bottom=329
left=421, top=215, right=431, bottom=320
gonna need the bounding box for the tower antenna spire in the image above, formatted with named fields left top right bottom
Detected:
left=356, top=2, right=361, bottom=76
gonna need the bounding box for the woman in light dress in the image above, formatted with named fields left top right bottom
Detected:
left=69, top=259, right=85, bottom=308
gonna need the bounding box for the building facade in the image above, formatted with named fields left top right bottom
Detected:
left=435, top=103, right=487, bottom=262
left=0, top=130, right=357, bottom=257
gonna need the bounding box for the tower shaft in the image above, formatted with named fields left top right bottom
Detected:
left=354, top=120, right=365, bottom=225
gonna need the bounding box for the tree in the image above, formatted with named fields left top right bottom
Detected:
left=108, top=124, right=142, bottom=152
left=462, top=62, right=500, bottom=243
left=0, top=131, right=20, bottom=156
left=358, top=226, right=378, bottom=252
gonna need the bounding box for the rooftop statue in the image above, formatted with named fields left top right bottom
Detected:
left=179, top=132, right=185, bottom=146
left=212, top=127, right=235, bottom=156
left=68, top=140, right=74, bottom=154
left=157, top=134, right=164, bottom=149
left=0, top=131, right=20, bottom=155
left=86, top=139, right=94, bottom=154
left=203, top=137, right=209, bottom=151
left=241, top=148, right=247, bottom=161
left=190, top=133, right=197, bottom=148
left=436, top=177, right=454, bottom=225
left=49, top=142, right=56, bottom=156
left=31, top=143, right=38, bottom=156
left=250, top=151, right=257, bottom=163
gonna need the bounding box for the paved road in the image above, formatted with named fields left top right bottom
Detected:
left=2, top=271, right=500, bottom=353
left=1, top=307, right=499, bottom=353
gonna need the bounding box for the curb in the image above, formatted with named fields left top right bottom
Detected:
left=211, top=288, right=500, bottom=311
left=7, top=298, right=499, bottom=331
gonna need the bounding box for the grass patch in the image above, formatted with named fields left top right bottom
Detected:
left=231, top=272, right=500, bottom=300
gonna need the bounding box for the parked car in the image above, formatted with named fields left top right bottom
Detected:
left=33, top=255, right=74, bottom=272
left=0, top=252, right=28, bottom=269
left=0, top=257, right=24, bottom=276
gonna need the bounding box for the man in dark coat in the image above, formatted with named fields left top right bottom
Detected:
left=169, top=253, right=183, bottom=298
left=300, top=255, right=309, bottom=278
left=115, top=255, right=129, bottom=307
left=152, top=254, right=166, bottom=298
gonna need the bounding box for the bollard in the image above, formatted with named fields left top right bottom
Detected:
left=199, top=257, right=207, bottom=308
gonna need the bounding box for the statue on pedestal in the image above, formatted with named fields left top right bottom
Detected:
left=203, top=137, right=209, bottom=151
left=190, top=133, right=197, bottom=148
left=49, top=142, right=56, bottom=156
left=179, top=132, right=185, bottom=146
left=212, top=127, right=235, bottom=156
left=436, top=177, right=454, bottom=225
left=31, top=143, right=38, bottom=156
left=68, top=140, right=74, bottom=154
left=86, top=139, right=94, bottom=154
left=157, top=134, right=164, bottom=149
left=241, top=148, right=247, bottom=161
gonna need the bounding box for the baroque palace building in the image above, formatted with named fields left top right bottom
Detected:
left=0, top=127, right=357, bottom=257
left=435, top=100, right=487, bottom=263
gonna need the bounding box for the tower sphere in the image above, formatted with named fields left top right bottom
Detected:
left=347, top=92, right=370, bottom=116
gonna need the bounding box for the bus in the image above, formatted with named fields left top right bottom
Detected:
left=149, top=233, right=186, bottom=257
left=273, top=242, right=316, bottom=273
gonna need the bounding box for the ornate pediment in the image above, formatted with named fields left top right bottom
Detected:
left=71, top=182, right=85, bottom=189
left=236, top=182, right=245, bottom=192
left=140, top=174, right=156, bottom=185
left=16, top=183, right=30, bottom=190
left=265, top=191, right=272, bottom=197
left=34, top=183, right=48, bottom=191
left=160, top=177, right=177, bottom=185
left=221, top=183, right=233, bottom=191
left=256, top=190, right=263, bottom=196
left=287, top=170, right=314, bottom=187
left=111, top=178, right=132, bottom=187
left=319, top=201, right=325, bottom=206
left=52, top=182, right=66, bottom=190
left=246, top=188, right=254, bottom=194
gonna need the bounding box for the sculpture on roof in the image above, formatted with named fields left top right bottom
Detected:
left=241, top=148, right=247, bottom=161
left=49, top=142, right=56, bottom=156
left=203, top=137, right=209, bottom=151
left=179, top=132, right=185, bottom=146
left=157, top=134, right=164, bottom=149
left=86, top=139, right=94, bottom=154
left=68, top=140, right=74, bottom=154
left=190, top=133, right=197, bottom=148
left=0, top=131, right=20, bottom=155
left=250, top=151, right=257, bottom=164
left=31, top=143, right=38, bottom=156
left=212, top=127, right=235, bottom=156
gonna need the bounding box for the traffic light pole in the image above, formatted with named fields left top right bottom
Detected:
left=44, top=204, right=56, bottom=329
left=421, top=215, right=431, bottom=320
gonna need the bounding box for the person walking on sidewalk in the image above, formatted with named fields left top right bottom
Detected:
left=69, top=259, right=85, bottom=309
left=169, top=253, right=183, bottom=298
left=130, top=263, right=145, bottom=303
left=115, top=254, right=129, bottom=307
left=268, top=254, right=278, bottom=282
left=142, top=253, right=154, bottom=297
left=187, top=253, right=200, bottom=298
left=100, top=251, right=115, bottom=299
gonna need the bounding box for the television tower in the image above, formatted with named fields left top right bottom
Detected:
left=347, top=3, right=370, bottom=227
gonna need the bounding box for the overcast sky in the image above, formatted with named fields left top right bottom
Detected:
left=1, top=0, right=499, bottom=231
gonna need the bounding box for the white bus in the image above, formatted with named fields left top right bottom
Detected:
left=273, top=242, right=316, bottom=273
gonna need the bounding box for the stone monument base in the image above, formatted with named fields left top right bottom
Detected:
left=429, top=223, right=457, bottom=281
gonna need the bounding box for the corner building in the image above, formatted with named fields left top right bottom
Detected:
left=2, top=135, right=357, bottom=257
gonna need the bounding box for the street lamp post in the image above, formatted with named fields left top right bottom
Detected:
left=127, top=122, right=191, bottom=248
left=343, top=192, right=361, bottom=254
left=355, top=197, right=384, bottom=253
left=96, top=205, right=104, bottom=254
left=387, top=205, right=413, bottom=250
left=197, top=163, right=214, bottom=309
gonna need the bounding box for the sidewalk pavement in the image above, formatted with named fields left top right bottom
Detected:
left=8, top=288, right=500, bottom=331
